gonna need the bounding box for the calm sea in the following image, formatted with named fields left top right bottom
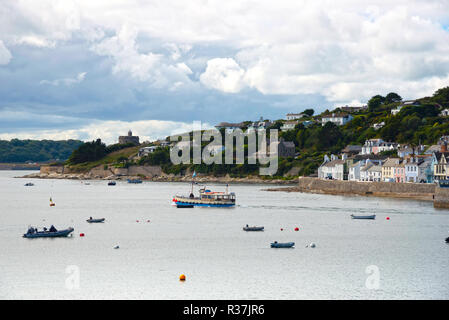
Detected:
left=0, top=170, right=448, bottom=299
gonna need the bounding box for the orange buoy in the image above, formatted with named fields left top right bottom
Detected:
left=80, top=233, right=85, bottom=237
left=179, top=274, right=186, bottom=281
left=294, top=227, right=299, bottom=231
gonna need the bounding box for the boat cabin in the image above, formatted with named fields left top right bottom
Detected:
left=198, top=188, right=236, bottom=202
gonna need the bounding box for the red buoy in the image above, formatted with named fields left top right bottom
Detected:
left=136, top=220, right=139, bottom=223
left=386, top=217, right=390, bottom=220
left=80, top=233, right=85, bottom=237
left=294, top=227, right=299, bottom=231
left=280, top=228, right=283, bottom=231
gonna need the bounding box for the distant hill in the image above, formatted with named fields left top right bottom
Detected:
left=0, top=139, right=84, bottom=163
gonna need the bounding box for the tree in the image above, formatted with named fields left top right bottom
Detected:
left=368, top=95, right=385, bottom=112
left=432, top=86, right=449, bottom=107
left=303, top=109, right=314, bottom=117
left=385, top=92, right=402, bottom=104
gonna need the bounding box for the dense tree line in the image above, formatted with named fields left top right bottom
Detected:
left=0, top=139, right=83, bottom=163
left=67, top=140, right=136, bottom=164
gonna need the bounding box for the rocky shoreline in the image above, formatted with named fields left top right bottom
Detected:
left=18, top=171, right=299, bottom=185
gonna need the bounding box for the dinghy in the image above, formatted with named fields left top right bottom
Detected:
left=86, top=218, right=105, bottom=223
left=243, top=225, right=264, bottom=231
left=351, top=214, right=376, bottom=220
left=270, top=241, right=295, bottom=248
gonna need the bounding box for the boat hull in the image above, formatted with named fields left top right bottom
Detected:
left=23, top=227, right=74, bottom=238
left=243, top=227, right=264, bottom=231
left=271, top=242, right=295, bottom=248
left=173, top=197, right=235, bottom=208
left=86, top=218, right=105, bottom=223
left=351, top=214, right=376, bottom=220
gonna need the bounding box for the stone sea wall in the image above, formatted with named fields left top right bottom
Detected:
left=267, top=177, right=436, bottom=201
left=434, top=187, right=449, bottom=209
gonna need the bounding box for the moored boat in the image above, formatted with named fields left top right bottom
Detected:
left=108, top=181, right=116, bottom=186
left=172, top=184, right=236, bottom=208
left=243, top=225, right=264, bottom=231
left=23, top=226, right=74, bottom=238
left=351, top=214, right=376, bottom=220
left=127, top=179, right=142, bottom=184
left=270, top=241, right=295, bottom=248
left=24, top=182, right=34, bottom=186
left=86, top=217, right=105, bottom=223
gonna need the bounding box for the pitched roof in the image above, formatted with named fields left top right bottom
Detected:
left=322, top=159, right=345, bottom=167
left=382, top=158, right=401, bottom=167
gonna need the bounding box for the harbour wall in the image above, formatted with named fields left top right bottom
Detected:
left=268, top=177, right=437, bottom=201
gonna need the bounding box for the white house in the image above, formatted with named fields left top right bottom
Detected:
left=281, top=120, right=299, bottom=132
left=318, top=154, right=345, bottom=180
left=440, top=109, right=449, bottom=117
left=373, top=122, right=385, bottom=130
left=367, top=165, right=382, bottom=182
left=285, top=113, right=304, bottom=120
left=404, top=157, right=420, bottom=183
left=349, top=161, right=363, bottom=181
left=138, top=146, right=159, bottom=157
left=361, top=139, right=397, bottom=155
left=359, top=162, right=373, bottom=182
left=321, top=113, right=353, bottom=126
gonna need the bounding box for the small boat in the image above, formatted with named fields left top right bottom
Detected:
left=243, top=225, right=264, bottom=231
left=108, top=181, right=116, bottom=186
left=271, top=241, right=295, bottom=248
left=23, top=226, right=74, bottom=238
left=351, top=214, right=376, bottom=220
left=127, top=179, right=142, bottom=184
left=24, top=183, right=34, bottom=186
left=176, top=204, right=194, bottom=208
left=86, top=218, right=105, bottom=223
left=49, top=197, right=55, bottom=207
left=172, top=184, right=236, bottom=208
left=445, top=237, right=449, bottom=243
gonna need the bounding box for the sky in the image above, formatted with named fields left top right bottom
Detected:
left=0, top=0, right=449, bottom=144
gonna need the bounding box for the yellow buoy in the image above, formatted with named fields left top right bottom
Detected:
left=179, top=274, right=186, bottom=281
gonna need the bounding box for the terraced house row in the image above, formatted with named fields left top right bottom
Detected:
left=318, top=136, right=449, bottom=184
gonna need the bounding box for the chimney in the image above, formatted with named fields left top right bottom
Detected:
left=441, top=142, right=448, bottom=153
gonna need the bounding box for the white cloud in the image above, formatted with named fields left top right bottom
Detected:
left=1, top=0, right=449, bottom=104
left=200, top=58, right=246, bottom=93
left=40, top=72, right=87, bottom=86
left=0, top=40, right=12, bottom=65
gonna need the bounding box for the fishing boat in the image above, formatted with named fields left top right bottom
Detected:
left=23, top=226, right=74, bottom=238
left=86, top=217, right=105, bottom=223
left=49, top=197, right=55, bottom=207
left=351, top=214, right=376, bottom=220
left=243, top=225, right=264, bottom=231
left=108, top=181, right=116, bottom=186
left=172, top=183, right=236, bottom=208
left=270, top=241, right=295, bottom=248
left=127, top=179, right=143, bottom=184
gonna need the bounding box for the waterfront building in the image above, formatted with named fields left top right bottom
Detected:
left=394, top=162, right=406, bottom=183
left=118, top=130, right=140, bottom=145
left=318, top=157, right=346, bottom=180
left=418, top=158, right=434, bottom=183
left=382, top=158, right=400, bottom=182
left=404, top=157, right=420, bottom=183
left=433, top=142, right=449, bottom=181
left=367, top=164, right=382, bottom=182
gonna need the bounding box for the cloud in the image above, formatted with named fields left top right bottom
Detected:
left=200, top=58, right=245, bottom=93
left=40, top=72, right=87, bottom=86
left=0, top=40, right=12, bottom=65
